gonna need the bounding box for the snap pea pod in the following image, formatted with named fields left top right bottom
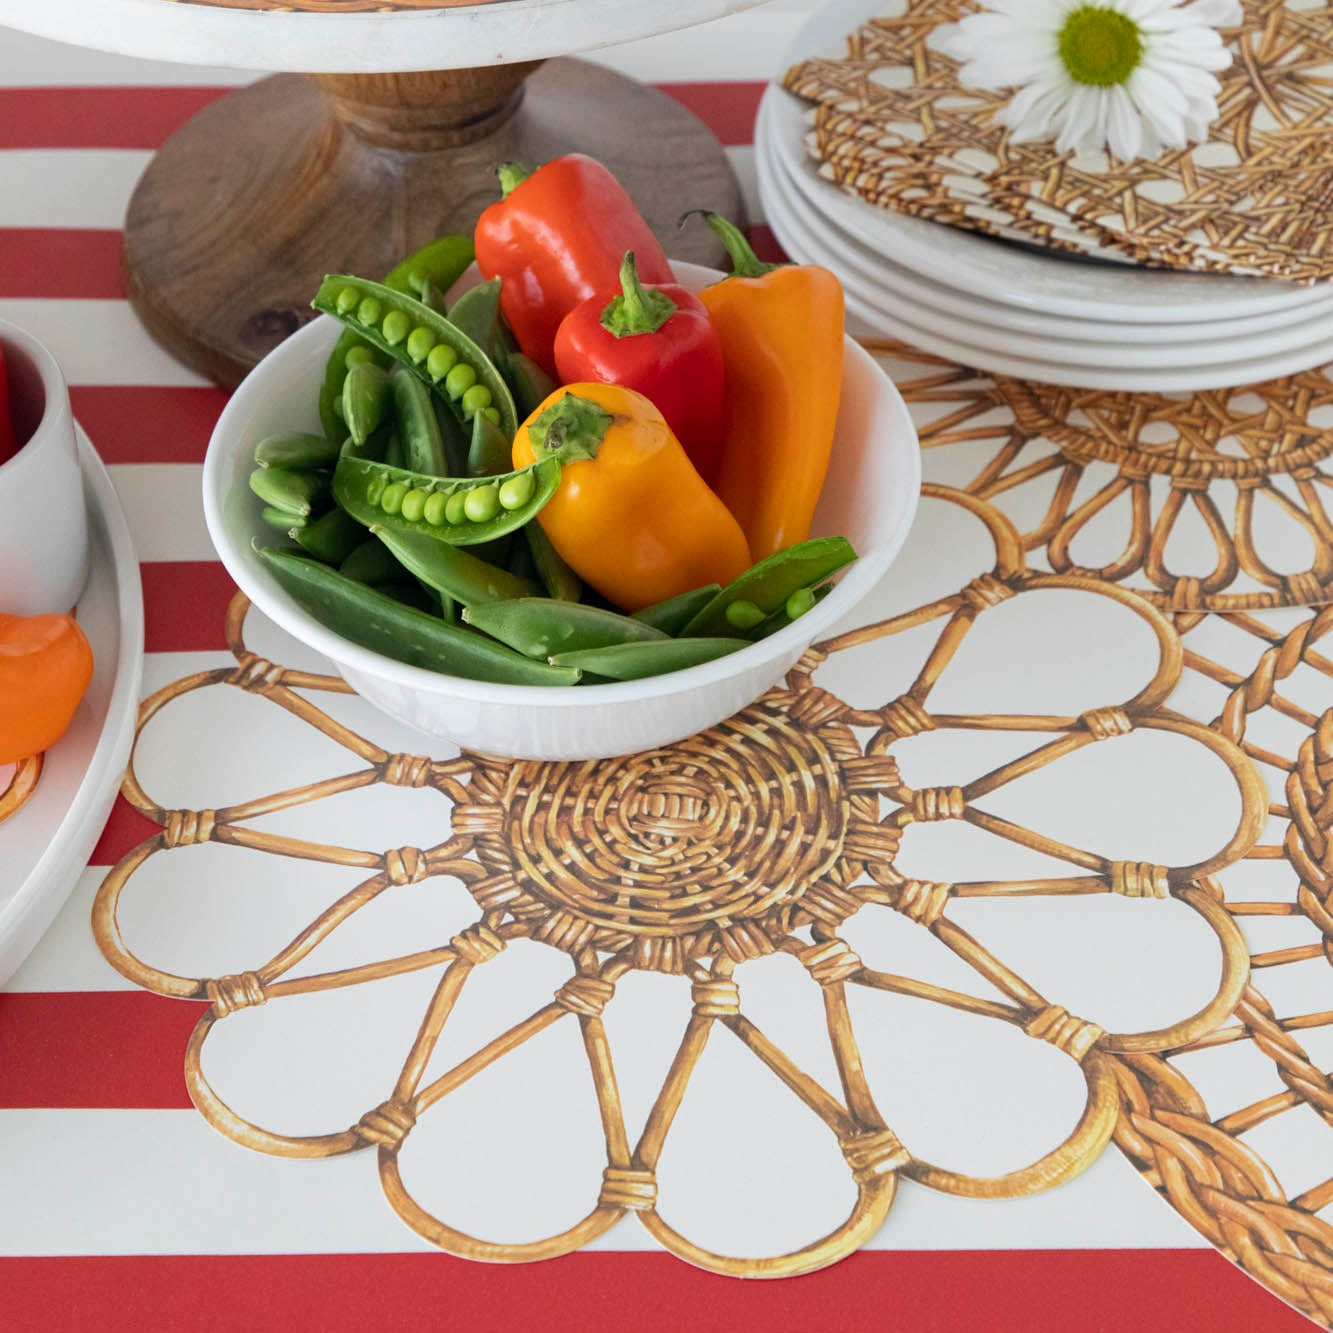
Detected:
left=262, top=505, right=308, bottom=532
left=371, top=524, right=540, bottom=605
left=549, top=638, right=749, bottom=680
left=680, top=537, right=858, bottom=638
left=433, top=398, right=470, bottom=476
left=383, top=234, right=474, bottom=301
left=524, top=522, right=581, bottom=602
left=467, top=410, right=512, bottom=478
left=462, top=598, right=667, bottom=661
left=447, top=278, right=505, bottom=364
left=631, top=583, right=721, bottom=635
left=343, top=361, right=391, bottom=446
left=249, top=466, right=329, bottom=518
left=255, top=431, right=342, bottom=471
left=319, top=328, right=386, bottom=441
left=292, top=506, right=366, bottom=565
left=504, top=352, right=557, bottom=420
left=340, top=424, right=390, bottom=465
left=384, top=433, right=407, bottom=471
left=508, top=532, right=539, bottom=584
left=312, top=275, right=518, bottom=439
left=381, top=583, right=438, bottom=614
left=340, top=537, right=404, bottom=587
left=390, top=365, right=449, bottom=476
left=257, top=547, right=580, bottom=686
left=334, top=453, right=561, bottom=548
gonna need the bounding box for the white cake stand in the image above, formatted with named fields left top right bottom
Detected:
left=0, top=0, right=771, bottom=385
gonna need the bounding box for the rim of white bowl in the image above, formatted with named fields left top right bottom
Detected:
left=203, top=292, right=920, bottom=709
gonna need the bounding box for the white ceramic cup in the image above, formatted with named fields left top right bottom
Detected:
left=0, top=319, right=88, bottom=616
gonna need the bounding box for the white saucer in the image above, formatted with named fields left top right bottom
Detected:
left=0, top=428, right=144, bottom=984
left=770, top=0, right=1330, bottom=324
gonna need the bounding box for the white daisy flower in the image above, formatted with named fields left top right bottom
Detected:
left=933, top=0, right=1243, bottom=161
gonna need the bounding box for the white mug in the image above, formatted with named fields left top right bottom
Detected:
left=0, top=318, right=88, bottom=616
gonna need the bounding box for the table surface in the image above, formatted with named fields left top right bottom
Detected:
left=0, top=3, right=1327, bottom=1329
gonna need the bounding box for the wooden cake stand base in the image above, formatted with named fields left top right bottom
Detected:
left=122, top=58, right=744, bottom=388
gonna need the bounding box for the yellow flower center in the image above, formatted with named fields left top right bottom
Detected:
left=1058, top=5, right=1144, bottom=86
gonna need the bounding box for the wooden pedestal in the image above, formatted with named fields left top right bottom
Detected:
left=122, top=59, right=745, bottom=388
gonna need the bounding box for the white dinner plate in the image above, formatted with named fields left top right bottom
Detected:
left=758, top=92, right=1333, bottom=347
left=771, top=0, right=1330, bottom=323
left=0, top=428, right=143, bottom=984
left=759, top=119, right=1333, bottom=373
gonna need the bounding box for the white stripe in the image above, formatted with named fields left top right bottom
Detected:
left=0, top=1108, right=1199, bottom=1254
left=0, top=300, right=209, bottom=386
left=109, top=463, right=215, bottom=562
left=0, top=150, right=150, bottom=229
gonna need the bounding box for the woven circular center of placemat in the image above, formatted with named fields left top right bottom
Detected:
left=458, top=703, right=854, bottom=944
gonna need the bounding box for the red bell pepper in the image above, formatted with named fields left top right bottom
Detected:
left=0, top=345, right=16, bottom=466
left=554, top=252, right=726, bottom=484
left=474, top=154, right=673, bottom=377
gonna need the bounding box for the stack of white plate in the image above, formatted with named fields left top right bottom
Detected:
left=758, top=0, right=1333, bottom=391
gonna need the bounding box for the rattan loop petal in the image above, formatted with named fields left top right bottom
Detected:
left=205, top=971, right=266, bottom=1018
left=893, top=879, right=954, bottom=927
left=599, top=1167, right=658, bottom=1212
left=1110, top=861, right=1171, bottom=899
left=842, top=1128, right=911, bottom=1181
left=449, top=923, right=505, bottom=965
left=554, top=975, right=615, bottom=1017
left=162, top=808, right=216, bottom=848
left=909, top=787, right=966, bottom=822
left=384, top=846, right=429, bottom=886
left=879, top=695, right=935, bottom=737
left=959, top=573, right=1014, bottom=611
left=1081, top=707, right=1133, bottom=740
left=380, top=753, right=433, bottom=787
left=788, top=686, right=847, bottom=726
left=798, top=938, right=864, bottom=987
left=691, top=977, right=741, bottom=1017
left=1284, top=571, right=1324, bottom=605
left=1024, top=1005, right=1105, bottom=1060
left=227, top=652, right=284, bottom=693
left=357, top=1100, right=416, bottom=1150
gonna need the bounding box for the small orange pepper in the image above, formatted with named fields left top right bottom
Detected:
left=512, top=383, right=751, bottom=611
left=0, top=612, right=94, bottom=764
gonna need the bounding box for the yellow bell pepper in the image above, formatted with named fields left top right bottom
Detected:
left=511, top=383, right=751, bottom=612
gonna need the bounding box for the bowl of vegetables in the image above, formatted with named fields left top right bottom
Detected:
left=203, top=156, right=919, bottom=761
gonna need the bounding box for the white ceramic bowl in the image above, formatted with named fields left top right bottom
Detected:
left=0, top=318, right=88, bottom=617
left=202, top=262, right=920, bottom=760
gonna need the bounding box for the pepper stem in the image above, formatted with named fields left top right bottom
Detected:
left=601, top=251, right=677, bottom=338
left=496, top=162, right=531, bottom=198
left=528, top=392, right=613, bottom=464
left=685, top=211, right=780, bottom=279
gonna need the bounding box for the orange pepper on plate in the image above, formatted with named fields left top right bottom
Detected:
left=694, top=213, right=845, bottom=561
left=511, top=383, right=751, bottom=612
left=0, top=612, right=94, bottom=764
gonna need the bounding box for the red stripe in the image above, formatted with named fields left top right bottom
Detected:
left=73, top=386, right=230, bottom=464
left=0, top=230, right=124, bottom=299
left=0, top=84, right=759, bottom=154
left=0, top=1251, right=1306, bottom=1333
left=0, top=992, right=204, bottom=1109
left=746, top=223, right=788, bottom=264
left=90, top=794, right=164, bottom=868
left=141, top=562, right=236, bottom=653
left=0, top=86, right=227, bottom=150
left=658, top=81, right=764, bottom=147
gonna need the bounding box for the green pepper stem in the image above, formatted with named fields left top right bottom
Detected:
left=496, top=162, right=531, bottom=198
left=600, top=251, right=677, bottom=338
left=683, top=210, right=780, bottom=279
left=529, top=392, right=613, bottom=464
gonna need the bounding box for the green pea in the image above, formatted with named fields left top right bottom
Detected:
left=335, top=286, right=359, bottom=314
left=406, top=327, right=436, bottom=364
left=461, top=384, right=492, bottom=417
left=498, top=471, right=536, bottom=511
left=365, top=472, right=386, bottom=506
left=344, top=345, right=374, bottom=369
left=725, top=599, right=766, bottom=631
left=444, top=492, right=468, bottom=525
left=444, top=363, right=477, bottom=400
left=426, top=344, right=459, bottom=382
left=482, top=407, right=501, bottom=424
left=786, top=587, right=817, bottom=620
left=400, top=488, right=429, bottom=522
left=380, top=481, right=408, bottom=516
left=382, top=309, right=412, bottom=346
left=464, top=484, right=500, bottom=523
left=423, top=492, right=449, bottom=526
left=357, top=296, right=382, bottom=326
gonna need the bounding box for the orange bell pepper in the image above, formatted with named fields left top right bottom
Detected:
left=695, top=214, right=845, bottom=561
left=511, top=383, right=751, bottom=612
left=0, top=612, right=94, bottom=764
